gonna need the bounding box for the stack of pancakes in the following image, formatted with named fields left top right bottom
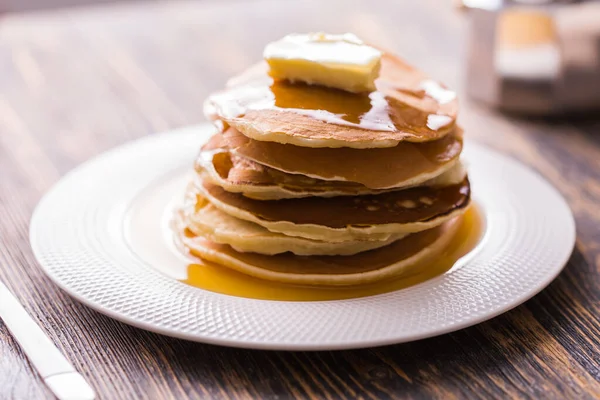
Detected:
left=180, top=52, right=471, bottom=286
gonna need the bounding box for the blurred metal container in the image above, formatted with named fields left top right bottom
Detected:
left=463, top=0, right=600, bottom=115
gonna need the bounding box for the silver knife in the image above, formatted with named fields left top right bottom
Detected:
left=0, top=280, right=96, bottom=400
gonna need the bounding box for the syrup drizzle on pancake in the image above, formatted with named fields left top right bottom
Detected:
left=204, top=54, right=458, bottom=147
left=198, top=178, right=471, bottom=228
left=210, top=81, right=397, bottom=131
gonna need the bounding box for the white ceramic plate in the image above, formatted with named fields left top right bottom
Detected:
left=30, top=124, right=575, bottom=350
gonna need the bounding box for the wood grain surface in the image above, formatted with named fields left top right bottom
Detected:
left=1, top=0, right=599, bottom=399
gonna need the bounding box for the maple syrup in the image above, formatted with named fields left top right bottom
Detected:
left=125, top=170, right=484, bottom=302
left=181, top=205, right=483, bottom=301
left=205, top=54, right=457, bottom=139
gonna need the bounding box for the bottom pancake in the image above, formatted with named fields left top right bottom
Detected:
left=180, top=216, right=462, bottom=286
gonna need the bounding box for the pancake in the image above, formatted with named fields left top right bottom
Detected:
left=184, top=193, right=407, bottom=256
left=181, top=216, right=462, bottom=286
left=204, top=52, right=459, bottom=149
left=196, top=152, right=372, bottom=200
left=211, top=127, right=463, bottom=190
left=195, top=177, right=471, bottom=241
left=196, top=146, right=467, bottom=200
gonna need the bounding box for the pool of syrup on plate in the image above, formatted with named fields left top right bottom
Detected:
left=180, top=205, right=484, bottom=301
left=124, top=172, right=484, bottom=302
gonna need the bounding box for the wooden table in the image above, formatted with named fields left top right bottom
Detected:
left=1, top=0, right=599, bottom=398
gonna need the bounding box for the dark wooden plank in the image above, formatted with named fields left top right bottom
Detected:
left=0, top=0, right=599, bottom=399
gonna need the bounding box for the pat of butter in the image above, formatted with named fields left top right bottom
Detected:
left=263, top=33, right=382, bottom=93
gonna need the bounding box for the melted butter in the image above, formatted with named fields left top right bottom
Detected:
left=427, top=114, right=453, bottom=131
left=181, top=204, right=484, bottom=301
left=420, top=79, right=457, bottom=105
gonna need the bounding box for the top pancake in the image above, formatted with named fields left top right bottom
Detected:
left=204, top=52, right=459, bottom=149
